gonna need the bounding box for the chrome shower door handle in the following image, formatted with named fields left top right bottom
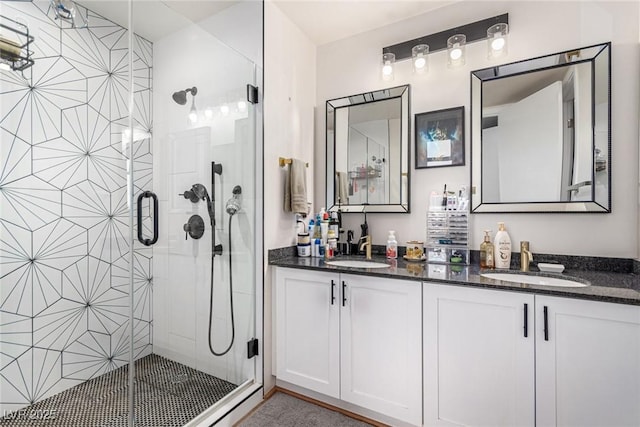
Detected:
left=137, top=190, right=159, bottom=246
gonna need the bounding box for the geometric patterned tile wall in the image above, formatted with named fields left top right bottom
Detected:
left=0, top=0, right=152, bottom=413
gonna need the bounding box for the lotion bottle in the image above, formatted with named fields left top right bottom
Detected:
left=494, top=222, right=512, bottom=269
left=479, top=230, right=494, bottom=269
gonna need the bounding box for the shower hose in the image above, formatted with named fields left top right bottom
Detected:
left=208, top=214, right=235, bottom=356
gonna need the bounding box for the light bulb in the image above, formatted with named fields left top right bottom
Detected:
left=381, top=52, right=395, bottom=81
left=188, top=97, right=198, bottom=123
left=204, top=108, right=213, bottom=119
left=447, top=34, right=466, bottom=68
left=220, top=104, right=229, bottom=116
left=411, top=44, right=429, bottom=74
left=487, top=23, right=508, bottom=59
left=491, top=37, right=505, bottom=51
left=449, top=47, right=462, bottom=61
left=237, top=100, right=247, bottom=111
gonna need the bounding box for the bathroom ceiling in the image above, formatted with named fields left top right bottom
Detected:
left=272, top=0, right=458, bottom=46
left=78, top=0, right=239, bottom=41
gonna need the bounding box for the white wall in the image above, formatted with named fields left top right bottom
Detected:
left=264, top=0, right=317, bottom=391
left=315, top=1, right=639, bottom=258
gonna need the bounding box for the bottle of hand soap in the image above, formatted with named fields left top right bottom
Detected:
left=494, top=222, right=512, bottom=269
left=386, top=230, right=398, bottom=259
left=480, top=230, right=494, bottom=269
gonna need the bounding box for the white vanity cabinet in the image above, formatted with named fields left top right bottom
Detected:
left=340, top=273, right=422, bottom=425
left=535, top=295, right=640, bottom=426
left=423, top=283, right=535, bottom=427
left=274, top=268, right=340, bottom=397
left=274, top=267, right=422, bottom=426
left=424, top=282, right=640, bottom=427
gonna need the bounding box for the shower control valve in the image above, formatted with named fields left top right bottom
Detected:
left=183, top=215, right=205, bottom=240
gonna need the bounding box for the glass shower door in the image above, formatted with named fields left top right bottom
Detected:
left=130, top=2, right=259, bottom=425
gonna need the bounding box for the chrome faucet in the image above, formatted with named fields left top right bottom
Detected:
left=359, top=235, right=372, bottom=260
left=520, top=241, right=533, bottom=272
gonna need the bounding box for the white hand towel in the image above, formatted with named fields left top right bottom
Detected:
left=284, top=159, right=307, bottom=214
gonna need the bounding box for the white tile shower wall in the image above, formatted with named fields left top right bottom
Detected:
left=152, top=21, right=256, bottom=386
left=315, top=0, right=640, bottom=258
left=0, top=1, right=153, bottom=413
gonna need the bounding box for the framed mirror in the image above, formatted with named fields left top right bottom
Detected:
left=326, top=85, right=410, bottom=213
left=471, top=42, right=611, bottom=213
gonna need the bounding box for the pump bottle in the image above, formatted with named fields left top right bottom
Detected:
left=386, top=231, right=398, bottom=259
left=480, top=230, right=494, bottom=269
left=494, top=222, right=512, bottom=269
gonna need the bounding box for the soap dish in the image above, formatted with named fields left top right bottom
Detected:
left=538, top=263, right=565, bottom=273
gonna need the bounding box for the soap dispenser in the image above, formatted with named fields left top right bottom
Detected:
left=494, top=222, right=512, bottom=269
left=386, top=230, right=398, bottom=259
left=480, top=230, right=494, bottom=269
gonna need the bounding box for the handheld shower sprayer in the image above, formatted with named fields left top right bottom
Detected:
left=225, top=186, right=242, bottom=216
left=191, top=184, right=214, bottom=226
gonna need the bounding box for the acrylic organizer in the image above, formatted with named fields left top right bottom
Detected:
left=426, top=205, right=469, bottom=265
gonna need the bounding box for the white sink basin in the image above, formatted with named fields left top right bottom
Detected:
left=481, top=272, right=589, bottom=288
left=325, top=260, right=390, bottom=269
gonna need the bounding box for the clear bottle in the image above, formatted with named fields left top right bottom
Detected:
left=327, top=229, right=338, bottom=258
left=479, top=230, right=494, bottom=269
left=494, top=222, right=512, bottom=269
left=386, top=230, right=398, bottom=259
left=312, top=214, right=322, bottom=239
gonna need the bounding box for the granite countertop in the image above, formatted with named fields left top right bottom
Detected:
left=269, top=252, right=640, bottom=306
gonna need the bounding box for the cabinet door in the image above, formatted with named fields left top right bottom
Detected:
left=536, top=296, right=640, bottom=427
left=275, top=267, right=340, bottom=397
left=340, top=274, right=422, bottom=425
left=424, top=283, right=535, bottom=427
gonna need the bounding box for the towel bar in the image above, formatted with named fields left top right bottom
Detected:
left=279, top=157, right=308, bottom=168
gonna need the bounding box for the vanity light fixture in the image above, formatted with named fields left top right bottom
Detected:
left=447, top=34, right=466, bottom=67
left=188, top=96, right=198, bottom=123
left=381, top=52, right=395, bottom=81
left=381, top=14, right=508, bottom=74
left=487, top=23, right=508, bottom=58
left=412, top=44, right=429, bottom=73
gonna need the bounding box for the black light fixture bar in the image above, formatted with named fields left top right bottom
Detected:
left=383, top=13, right=508, bottom=61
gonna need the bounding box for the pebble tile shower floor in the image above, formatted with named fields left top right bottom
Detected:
left=1, top=354, right=238, bottom=427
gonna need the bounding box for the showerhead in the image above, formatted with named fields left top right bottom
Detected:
left=191, top=183, right=209, bottom=201
left=225, top=185, right=242, bottom=216
left=172, top=91, right=186, bottom=105
left=172, top=87, right=198, bottom=105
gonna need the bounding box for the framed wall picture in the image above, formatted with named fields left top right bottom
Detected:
left=415, top=106, right=465, bottom=169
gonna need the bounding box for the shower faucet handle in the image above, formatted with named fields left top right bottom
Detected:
left=179, top=190, right=200, bottom=203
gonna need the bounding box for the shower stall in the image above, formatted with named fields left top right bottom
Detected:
left=0, top=0, right=263, bottom=425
